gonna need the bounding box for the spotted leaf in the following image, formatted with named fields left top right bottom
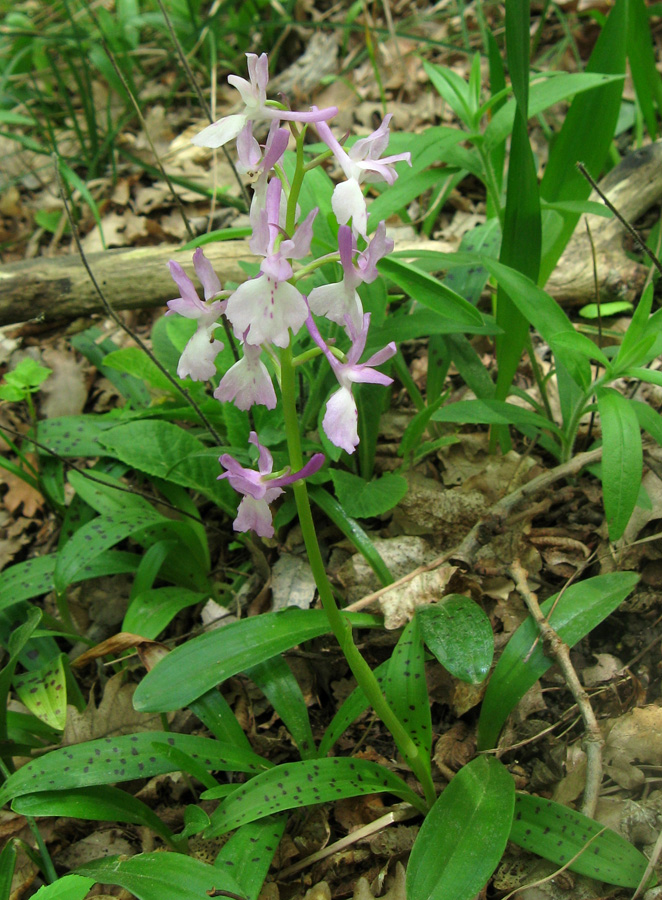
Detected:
left=13, top=652, right=67, bottom=730
left=203, top=758, right=425, bottom=837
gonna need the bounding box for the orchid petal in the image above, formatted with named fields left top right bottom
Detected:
left=323, top=386, right=359, bottom=454
left=234, top=496, right=277, bottom=538
left=192, top=248, right=222, bottom=301
left=332, top=179, right=368, bottom=237
left=191, top=114, right=247, bottom=149
left=177, top=325, right=224, bottom=381
left=227, top=276, right=307, bottom=348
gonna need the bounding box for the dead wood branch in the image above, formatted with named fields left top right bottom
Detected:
left=546, top=140, right=662, bottom=306
left=508, top=559, right=603, bottom=820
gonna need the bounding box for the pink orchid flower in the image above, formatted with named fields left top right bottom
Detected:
left=192, top=53, right=337, bottom=151
left=214, top=341, right=277, bottom=411
left=315, top=114, right=412, bottom=237
left=166, top=248, right=226, bottom=381
left=219, top=432, right=325, bottom=537
left=308, top=222, right=394, bottom=332
left=225, top=178, right=316, bottom=348
left=306, top=312, right=396, bottom=454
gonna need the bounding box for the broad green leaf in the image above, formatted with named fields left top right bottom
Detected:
left=123, top=588, right=208, bottom=639
left=54, top=509, right=164, bottom=593
left=0, top=732, right=268, bottom=805
left=485, top=72, right=624, bottom=150
left=632, top=399, right=662, bottom=447
left=597, top=388, right=643, bottom=540
left=102, top=347, right=174, bottom=393
left=133, top=610, right=382, bottom=713
left=309, top=487, right=393, bottom=586
left=614, top=282, right=654, bottom=370
left=246, top=656, right=317, bottom=760
left=407, top=756, right=514, bottom=900
left=423, top=60, right=474, bottom=125
left=75, top=852, right=244, bottom=900
left=204, top=758, right=425, bottom=836
left=549, top=331, right=611, bottom=368
left=32, top=876, right=95, bottom=900
left=330, top=471, right=408, bottom=518
left=189, top=689, right=255, bottom=753
left=417, top=597, right=493, bottom=684
left=37, top=415, right=121, bottom=457
left=214, top=816, right=286, bottom=900
left=13, top=653, right=67, bottom=730
left=627, top=0, right=662, bottom=139
left=384, top=617, right=432, bottom=761
left=0, top=608, right=42, bottom=742
left=99, top=420, right=233, bottom=512
left=13, top=785, right=176, bottom=846
left=511, top=794, right=651, bottom=888
left=378, top=258, right=484, bottom=327
left=579, top=301, right=633, bottom=319
left=432, top=398, right=563, bottom=439
left=477, top=572, right=639, bottom=749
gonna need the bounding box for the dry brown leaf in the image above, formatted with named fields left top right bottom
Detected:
left=603, top=705, right=662, bottom=788
left=40, top=347, right=87, bottom=418
left=71, top=632, right=161, bottom=669
left=62, top=671, right=164, bottom=745
left=1, top=457, right=44, bottom=517
left=353, top=861, right=406, bottom=900
left=379, top=567, right=456, bottom=630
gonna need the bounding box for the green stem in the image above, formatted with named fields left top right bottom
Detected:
left=280, top=345, right=436, bottom=810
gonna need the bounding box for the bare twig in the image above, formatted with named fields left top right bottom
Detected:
left=508, top=560, right=603, bottom=819
left=577, top=161, right=662, bottom=278
left=345, top=447, right=604, bottom=613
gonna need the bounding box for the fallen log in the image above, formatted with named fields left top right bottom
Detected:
left=0, top=240, right=255, bottom=328
left=1, top=141, right=660, bottom=328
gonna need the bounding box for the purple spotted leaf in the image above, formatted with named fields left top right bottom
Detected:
left=13, top=652, right=67, bottom=730
left=0, top=732, right=269, bottom=806
left=214, top=815, right=287, bottom=900
left=383, top=617, right=432, bottom=763
left=202, top=757, right=425, bottom=837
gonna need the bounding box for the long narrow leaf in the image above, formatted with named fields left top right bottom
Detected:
left=133, top=610, right=382, bottom=713
left=477, top=572, right=639, bottom=749
left=407, top=756, right=514, bottom=900
left=597, top=388, right=643, bottom=540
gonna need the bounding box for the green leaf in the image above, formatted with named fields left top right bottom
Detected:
left=213, top=816, right=286, bottom=900
left=485, top=73, right=624, bottom=150
left=0, top=732, right=268, bottom=806
left=597, top=388, right=643, bottom=540
left=133, top=610, right=382, bottom=713
left=539, top=0, right=627, bottom=280
left=383, top=617, right=432, bottom=761
left=309, top=487, right=393, bottom=586
left=31, top=876, right=96, bottom=900
left=246, top=656, right=317, bottom=760
left=378, top=258, right=484, bottom=327
left=477, top=572, right=639, bottom=749
left=511, top=794, right=652, bottom=888
left=579, top=301, right=633, bottom=319
left=123, top=588, right=208, bottom=640
left=12, top=785, right=176, bottom=846
left=37, top=415, right=124, bottom=457
left=407, top=756, right=514, bottom=900
left=54, top=509, right=164, bottom=593
left=614, top=282, right=655, bottom=370
left=432, top=398, right=563, bottom=439
left=102, top=348, right=174, bottom=393
left=417, top=597, right=493, bottom=684
left=204, top=758, right=425, bottom=836
left=13, top=653, right=67, bottom=730
left=0, top=837, right=16, bottom=900
left=75, top=853, right=243, bottom=900
left=549, top=331, right=611, bottom=368
left=330, top=471, right=408, bottom=518
left=99, top=420, right=233, bottom=513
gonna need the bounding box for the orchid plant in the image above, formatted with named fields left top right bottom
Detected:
left=163, top=52, right=437, bottom=800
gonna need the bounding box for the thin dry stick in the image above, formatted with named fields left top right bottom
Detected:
left=345, top=446, right=604, bottom=613
left=500, top=826, right=607, bottom=900
left=577, top=161, right=662, bottom=278
left=277, top=804, right=418, bottom=879
left=631, top=823, right=662, bottom=899
left=508, top=559, right=603, bottom=820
